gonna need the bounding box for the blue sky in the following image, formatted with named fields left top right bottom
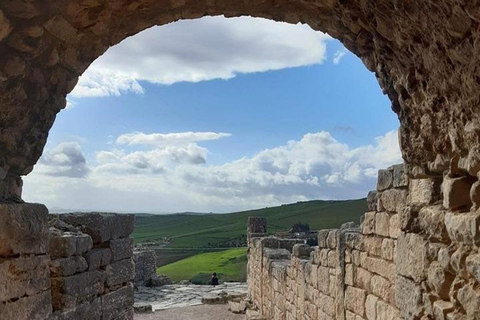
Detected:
left=23, top=16, right=401, bottom=213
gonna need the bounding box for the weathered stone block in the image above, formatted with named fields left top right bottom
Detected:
left=109, top=308, right=133, bottom=320
left=466, top=253, right=480, bottom=282
left=361, top=212, right=376, bottom=235
left=108, top=238, right=133, bottom=262
left=442, top=176, right=475, bottom=211
left=248, top=217, right=267, bottom=234
left=418, top=205, right=449, bottom=242
left=59, top=213, right=134, bottom=244
left=317, top=229, right=332, bottom=248
left=395, top=275, right=423, bottom=319
left=51, top=271, right=106, bottom=310
left=457, top=283, right=480, bottom=318
left=345, top=286, right=366, bottom=316
left=371, top=275, right=393, bottom=303
left=375, top=212, right=390, bottom=237
left=363, top=255, right=395, bottom=281
left=49, top=297, right=101, bottom=320
left=317, top=266, right=330, bottom=294
left=102, top=284, right=134, bottom=320
left=367, top=191, right=379, bottom=211
left=365, top=294, right=378, bottom=320
left=376, top=299, right=400, bottom=320
left=399, top=206, right=421, bottom=233
left=409, top=178, right=441, bottom=205
left=326, top=230, right=337, bottom=249
left=292, top=244, right=312, bottom=258
left=345, top=232, right=363, bottom=251
left=377, top=169, right=393, bottom=191
left=381, top=238, right=395, bottom=261
left=450, top=244, right=469, bottom=277
left=444, top=211, right=480, bottom=245
left=397, top=233, right=427, bottom=282
left=389, top=213, right=401, bottom=239
left=391, top=163, right=408, bottom=188
left=49, top=234, right=76, bottom=259
left=355, top=267, right=372, bottom=293
left=0, top=203, right=48, bottom=256
left=427, top=261, right=454, bottom=299
left=380, top=189, right=408, bottom=213
left=0, top=255, right=50, bottom=301
left=75, top=234, right=93, bottom=255
left=433, top=300, right=454, bottom=320
left=364, top=236, right=383, bottom=257
left=0, top=290, right=51, bottom=320
left=106, top=258, right=135, bottom=287
left=49, top=256, right=88, bottom=277
left=470, top=181, right=480, bottom=210
left=84, top=248, right=112, bottom=271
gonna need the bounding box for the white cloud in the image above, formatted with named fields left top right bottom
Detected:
left=116, top=132, right=231, bottom=147
left=37, top=142, right=90, bottom=178
left=333, top=50, right=347, bottom=64
left=70, top=16, right=330, bottom=98
left=23, top=130, right=402, bottom=213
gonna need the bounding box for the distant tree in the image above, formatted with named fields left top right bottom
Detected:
left=292, top=222, right=310, bottom=233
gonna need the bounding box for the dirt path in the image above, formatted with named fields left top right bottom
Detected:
left=134, top=304, right=245, bottom=320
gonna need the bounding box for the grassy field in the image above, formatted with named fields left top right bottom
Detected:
left=157, top=248, right=248, bottom=284
left=133, top=199, right=367, bottom=248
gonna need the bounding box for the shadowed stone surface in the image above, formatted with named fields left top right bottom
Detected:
left=0, top=203, right=48, bottom=256
left=1, top=0, right=480, bottom=201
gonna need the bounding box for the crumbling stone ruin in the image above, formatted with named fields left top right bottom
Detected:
left=133, top=250, right=157, bottom=287
left=1, top=0, right=480, bottom=319
left=0, top=209, right=136, bottom=319
left=247, top=164, right=480, bottom=319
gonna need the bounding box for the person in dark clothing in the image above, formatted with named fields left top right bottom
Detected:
left=211, top=272, right=219, bottom=286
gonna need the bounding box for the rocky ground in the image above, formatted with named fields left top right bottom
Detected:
left=134, top=282, right=248, bottom=312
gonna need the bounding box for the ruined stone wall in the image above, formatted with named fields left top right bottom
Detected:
left=133, top=250, right=157, bottom=286
left=0, top=209, right=136, bottom=320
left=0, top=203, right=51, bottom=319
left=247, top=163, right=480, bottom=319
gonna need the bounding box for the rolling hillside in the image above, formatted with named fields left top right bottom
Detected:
left=133, top=199, right=367, bottom=248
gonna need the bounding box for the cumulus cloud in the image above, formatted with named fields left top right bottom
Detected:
left=23, top=130, right=402, bottom=212
left=96, top=144, right=208, bottom=174
left=70, top=16, right=330, bottom=98
left=38, top=142, right=90, bottom=178
left=116, top=132, right=231, bottom=147
left=333, top=50, right=347, bottom=64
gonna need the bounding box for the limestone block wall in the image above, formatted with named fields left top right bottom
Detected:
left=133, top=250, right=157, bottom=286
left=247, top=163, right=480, bottom=320
left=49, top=213, right=135, bottom=320
left=0, top=208, right=136, bottom=320
left=0, top=203, right=51, bottom=319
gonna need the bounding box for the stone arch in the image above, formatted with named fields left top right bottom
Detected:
left=0, top=1, right=478, bottom=201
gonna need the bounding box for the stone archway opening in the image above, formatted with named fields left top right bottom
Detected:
left=2, top=1, right=477, bottom=201
left=23, top=14, right=399, bottom=212
left=1, top=1, right=480, bottom=320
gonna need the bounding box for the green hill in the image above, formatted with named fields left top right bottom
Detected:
left=133, top=198, right=367, bottom=248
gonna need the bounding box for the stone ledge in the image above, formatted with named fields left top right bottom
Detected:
left=59, top=212, right=134, bottom=244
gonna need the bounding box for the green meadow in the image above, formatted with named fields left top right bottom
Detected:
left=157, top=248, right=248, bottom=284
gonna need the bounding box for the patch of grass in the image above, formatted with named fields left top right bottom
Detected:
left=157, top=248, right=248, bottom=283
left=133, top=199, right=367, bottom=248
